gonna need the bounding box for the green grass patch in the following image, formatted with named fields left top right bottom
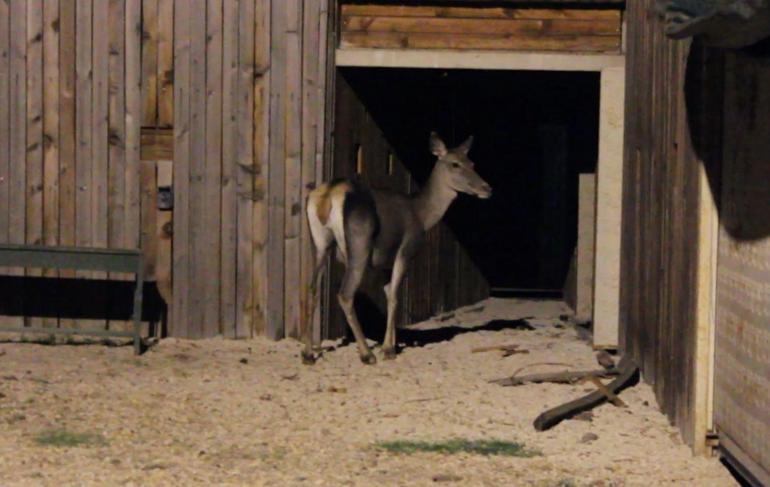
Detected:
left=374, top=438, right=541, bottom=457
left=35, top=429, right=106, bottom=448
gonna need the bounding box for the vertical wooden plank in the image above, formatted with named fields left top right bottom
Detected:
left=141, top=0, right=158, bottom=127
left=156, top=0, right=173, bottom=128
left=188, top=0, right=207, bottom=338
left=252, top=0, right=270, bottom=337
left=75, top=0, right=93, bottom=251
left=58, top=0, right=76, bottom=328
left=267, top=0, right=287, bottom=340
left=0, top=0, right=9, bottom=246
left=203, top=0, right=223, bottom=336
left=300, top=0, right=320, bottom=343
left=235, top=0, right=255, bottom=338
left=42, top=0, right=60, bottom=328
left=220, top=0, right=238, bottom=337
left=9, top=0, right=26, bottom=256
left=283, top=0, right=303, bottom=339
left=108, top=0, right=126, bottom=251
left=91, top=0, right=109, bottom=330
left=172, top=0, right=191, bottom=337
left=126, top=0, right=142, bottom=250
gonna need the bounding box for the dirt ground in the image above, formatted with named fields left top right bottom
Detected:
left=0, top=299, right=736, bottom=486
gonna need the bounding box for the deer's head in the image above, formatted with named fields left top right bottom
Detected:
left=430, top=132, right=492, bottom=199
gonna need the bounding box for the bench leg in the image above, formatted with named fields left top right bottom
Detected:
left=133, top=267, right=144, bottom=355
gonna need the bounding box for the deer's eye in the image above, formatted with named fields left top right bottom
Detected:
left=451, top=162, right=460, bottom=169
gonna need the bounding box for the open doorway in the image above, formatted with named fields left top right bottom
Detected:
left=326, top=66, right=601, bottom=339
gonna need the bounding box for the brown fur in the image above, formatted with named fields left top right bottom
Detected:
left=313, top=180, right=351, bottom=225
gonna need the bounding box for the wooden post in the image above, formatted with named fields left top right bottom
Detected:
left=593, top=66, right=625, bottom=349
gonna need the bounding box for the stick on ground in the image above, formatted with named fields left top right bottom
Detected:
left=533, top=357, right=639, bottom=431
left=489, top=368, right=620, bottom=386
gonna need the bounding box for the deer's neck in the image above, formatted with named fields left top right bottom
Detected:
left=412, top=166, right=456, bottom=231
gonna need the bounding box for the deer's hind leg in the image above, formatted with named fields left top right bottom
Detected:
left=338, top=211, right=377, bottom=365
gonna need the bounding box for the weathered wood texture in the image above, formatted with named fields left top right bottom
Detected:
left=620, top=0, right=706, bottom=448
left=0, top=1, right=142, bottom=331
left=340, top=4, right=622, bottom=52
left=328, top=73, right=489, bottom=339
left=713, top=52, right=770, bottom=479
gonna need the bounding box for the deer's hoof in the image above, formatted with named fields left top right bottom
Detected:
left=360, top=352, right=377, bottom=365
left=301, top=351, right=316, bottom=366
left=382, top=348, right=397, bottom=360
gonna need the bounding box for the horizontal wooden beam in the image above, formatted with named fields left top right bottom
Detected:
left=140, top=127, right=173, bottom=161
left=341, top=5, right=623, bottom=20
left=335, top=47, right=625, bottom=71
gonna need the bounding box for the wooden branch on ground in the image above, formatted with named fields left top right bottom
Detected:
left=489, top=368, right=619, bottom=386
left=533, top=357, right=639, bottom=431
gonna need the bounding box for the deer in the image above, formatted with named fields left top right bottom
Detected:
left=300, top=132, right=492, bottom=365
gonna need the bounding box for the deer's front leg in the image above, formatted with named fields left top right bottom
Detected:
left=383, top=251, right=408, bottom=360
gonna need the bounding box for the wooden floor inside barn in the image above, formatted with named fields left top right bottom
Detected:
left=0, top=299, right=734, bottom=486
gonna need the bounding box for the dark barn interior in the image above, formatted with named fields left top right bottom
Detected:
left=328, top=66, right=600, bottom=338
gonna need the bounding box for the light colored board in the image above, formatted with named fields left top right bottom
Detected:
left=171, top=0, right=191, bottom=337
left=126, top=0, right=142, bottom=250
left=58, top=0, right=77, bottom=328
left=341, top=5, right=622, bottom=21
left=188, top=0, right=207, bottom=338
left=283, top=0, right=303, bottom=339
left=336, top=48, right=624, bottom=71
left=575, top=173, right=595, bottom=322
left=267, top=0, right=286, bottom=340
left=157, top=0, right=173, bottom=127
left=236, top=0, right=256, bottom=338
left=342, top=16, right=621, bottom=36
left=42, top=0, right=60, bottom=328
left=0, top=0, right=9, bottom=246
left=300, top=0, right=321, bottom=343
left=340, top=31, right=621, bottom=52
left=219, top=0, right=238, bottom=337
left=252, top=0, right=271, bottom=337
left=141, top=0, right=158, bottom=127
left=203, top=0, right=223, bottom=336
left=592, top=66, right=625, bottom=349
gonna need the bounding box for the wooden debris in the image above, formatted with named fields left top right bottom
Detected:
left=585, top=375, right=626, bottom=407
left=490, top=368, right=619, bottom=386
left=533, top=357, right=639, bottom=431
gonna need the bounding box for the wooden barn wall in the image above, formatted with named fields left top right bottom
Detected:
left=619, top=0, right=718, bottom=446
left=172, top=0, right=333, bottom=339
left=713, top=52, right=770, bottom=478
left=329, top=74, right=489, bottom=339
left=0, top=0, right=143, bottom=332
left=0, top=1, right=334, bottom=341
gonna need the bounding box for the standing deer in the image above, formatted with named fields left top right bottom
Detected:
left=301, top=132, right=492, bottom=365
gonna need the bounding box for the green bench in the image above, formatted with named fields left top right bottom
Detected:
left=0, top=244, right=145, bottom=354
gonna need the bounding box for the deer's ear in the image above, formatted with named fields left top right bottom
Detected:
left=430, top=131, right=447, bottom=157
left=457, top=135, right=474, bottom=155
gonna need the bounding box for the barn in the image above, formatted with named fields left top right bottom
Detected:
left=0, top=0, right=767, bottom=483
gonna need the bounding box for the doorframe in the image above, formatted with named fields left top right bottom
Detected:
left=333, top=47, right=626, bottom=349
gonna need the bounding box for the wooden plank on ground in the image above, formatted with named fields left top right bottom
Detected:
left=252, top=0, right=271, bottom=337
left=172, top=0, right=191, bottom=338
left=267, top=0, right=287, bottom=340
left=283, top=0, right=303, bottom=339
left=219, top=0, right=238, bottom=337
left=341, top=5, right=621, bottom=21
left=340, top=32, right=621, bottom=52
left=141, top=0, right=158, bottom=127
left=342, top=17, right=621, bottom=36
left=236, top=0, right=256, bottom=338
left=157, top=0, right=174, bottom=128
left=203, top=0, right=223, bottom=337
left=188, top=0, right=207, bottom=338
